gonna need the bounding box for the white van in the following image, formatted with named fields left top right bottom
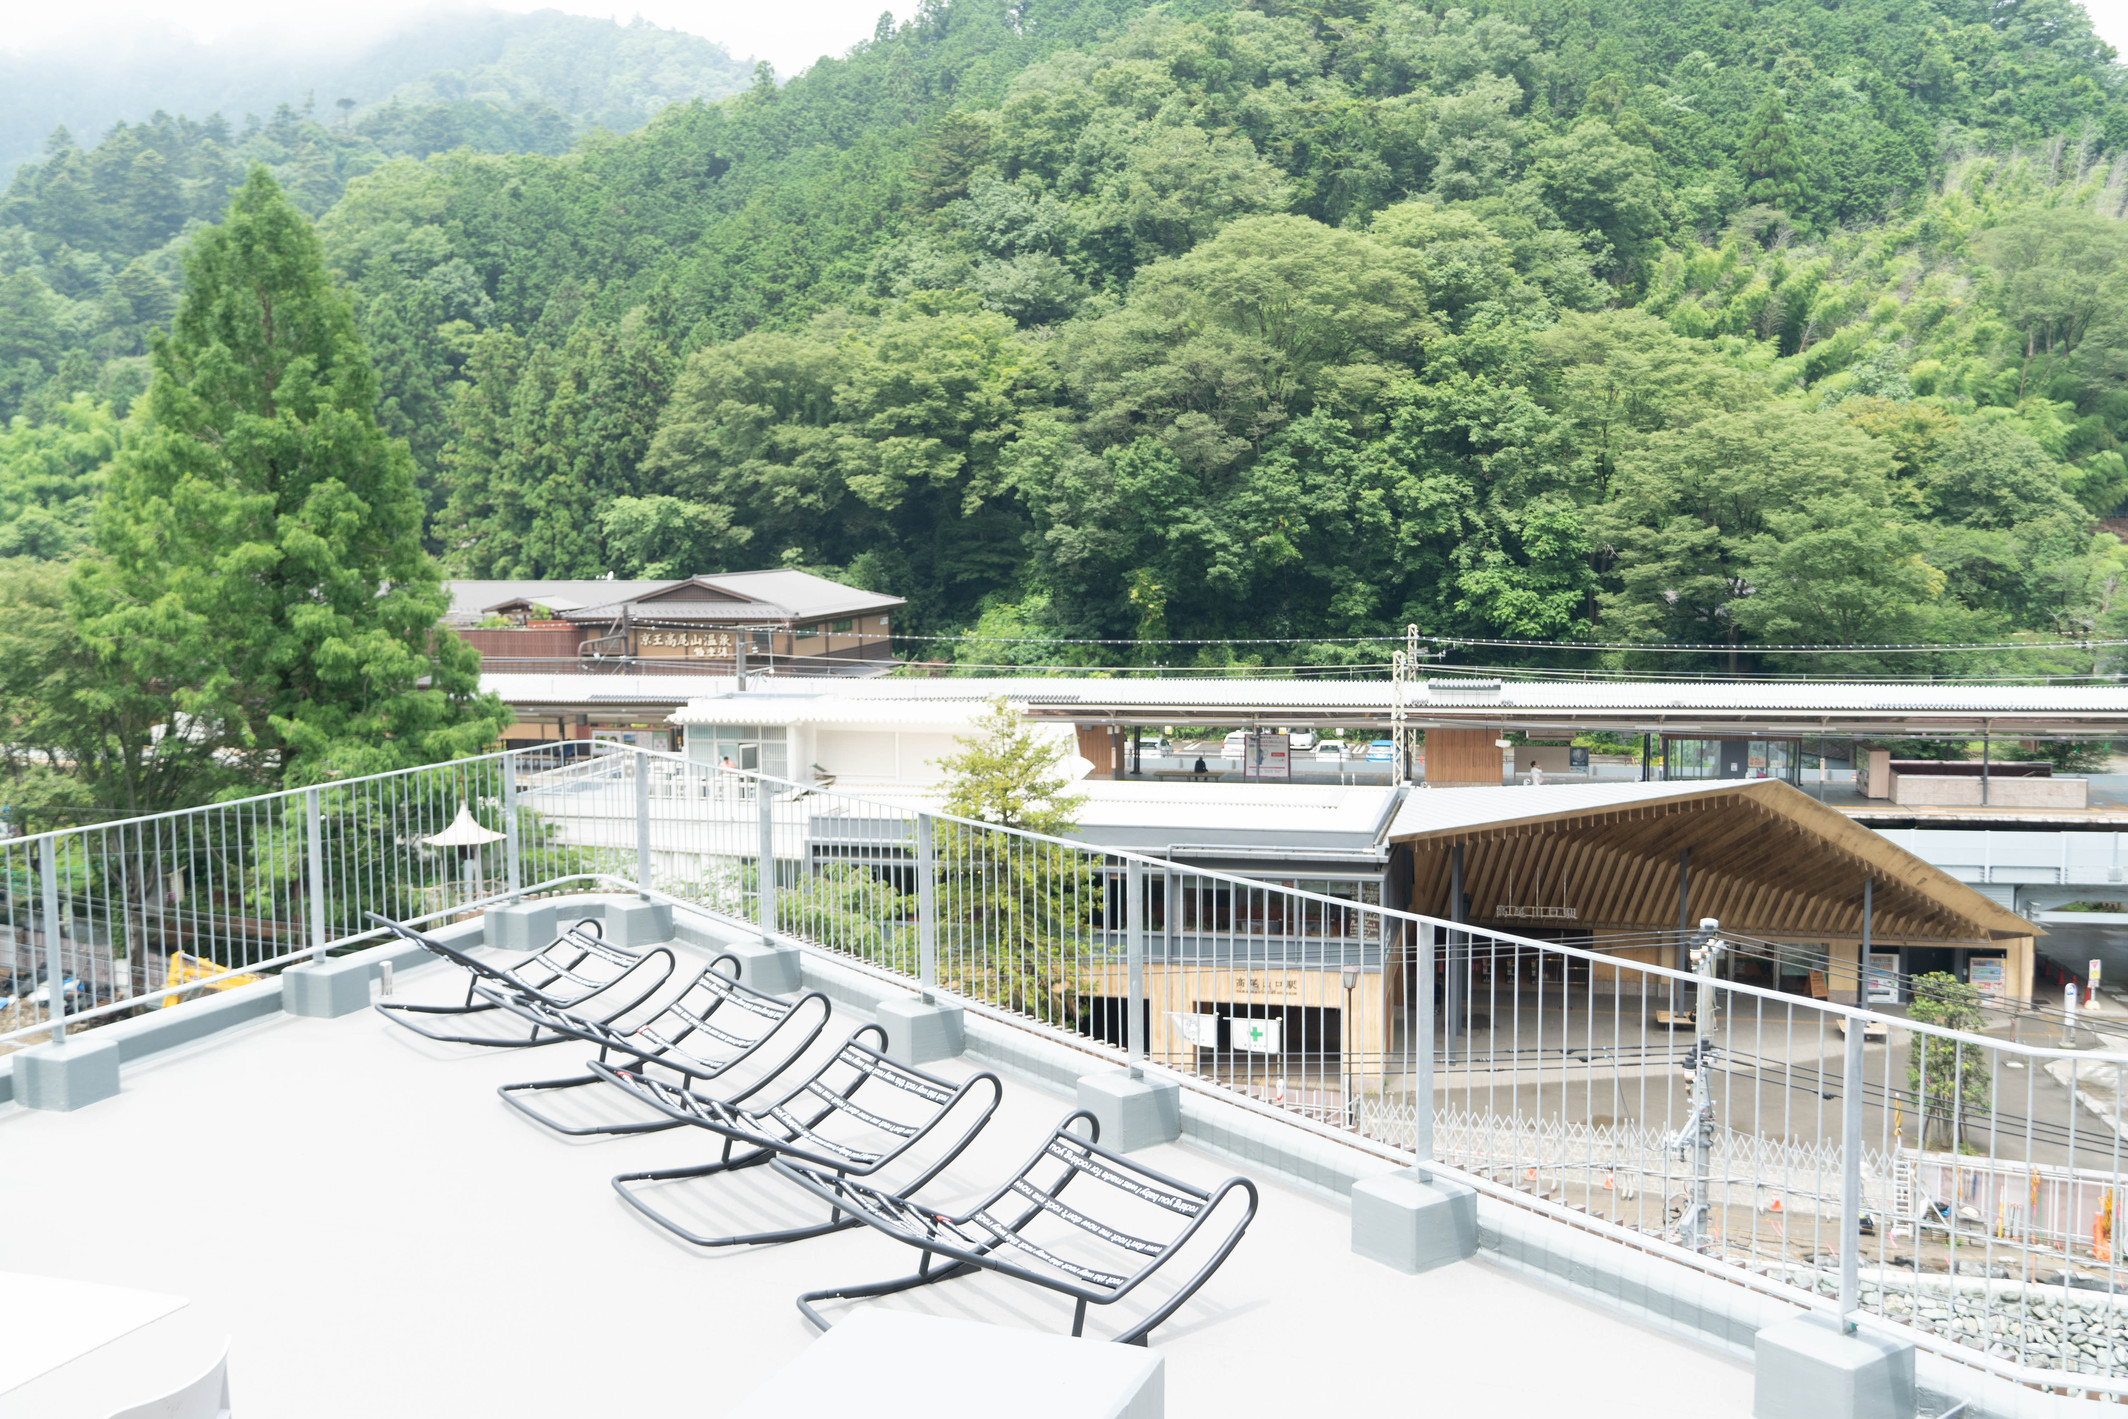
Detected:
left=1222, top=730, right=1246, bottom=760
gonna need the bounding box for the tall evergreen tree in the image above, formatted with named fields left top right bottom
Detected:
left=76, top=167, right=507, bottom=790
left=1741, top=90, right=1804, bottom=212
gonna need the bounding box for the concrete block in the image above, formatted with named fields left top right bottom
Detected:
left=600, top=896, right=673, bottom=948
left=16, top=1035, right=121, bottom=1111
left=1753, top=1313, right=1915, bottom=1419
left=878, top=996, right=965, bottom=1065
left=1350, top=1167, right=1477, bottom=1274
left=726, top=938, right=803, bottom=995
left=484, top=899, right=558, bottom=954
left=281, top=957, right=372, bottom=1018
left=729, top=1307, right=1162, bottom=1419
left=1076, top=1070, right=1181, bottom=1153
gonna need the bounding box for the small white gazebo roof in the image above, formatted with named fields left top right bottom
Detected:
left=426, top=804, right=505, bottom=848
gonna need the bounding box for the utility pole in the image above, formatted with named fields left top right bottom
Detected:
left=1391, top=650, right=1409, bottom=787
left=1674, top=917, right=1724, bottom=1253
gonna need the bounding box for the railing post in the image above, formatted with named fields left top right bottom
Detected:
left=501, top=752, right=521, bottom=898
left=634, top=749, right=653, bottom=898
left=756, top=774, right=777, bottom=943
left=1414, top=920, right=1436, bottom=1162
left=40, top=836, right=62, bottom=1045
left=305, top=787, right=327, bottom=963
left=1126, top=858, right=1147, bottom=1071
left=1839, top=1014, right=1865, bottom=1330
left=916, top=813, right=937, bottom=998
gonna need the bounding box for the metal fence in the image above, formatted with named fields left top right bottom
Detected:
left=0, top=750, right=613, bottom=1045
left=11, top=743, right=2128, bottom=1397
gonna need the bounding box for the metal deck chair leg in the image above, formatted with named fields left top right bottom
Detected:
left=497, top=1072, right=690, bottom=1136
left=794, top=1253, right=980, bottom=1333
left=612, top=1145, right=865, bottom=1248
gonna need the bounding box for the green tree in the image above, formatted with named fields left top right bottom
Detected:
left=1740, top=90, right=1802, bottom=211
left=1905, top=971, right=1991, bottom=1153
left=0, top=395, right=119, bottom=557
left=1734, top=493, right=1945, bottom=665
left=1598, top=406, right=1896, bottom=665
left=0, top=556, right=224, bottom=817
left=933, top=698, right=1093, bottom=1026
left=74, top=167, right=507, bottom=793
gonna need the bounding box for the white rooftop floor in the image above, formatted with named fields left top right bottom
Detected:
left=0, top=955, right=1755, bottom=1417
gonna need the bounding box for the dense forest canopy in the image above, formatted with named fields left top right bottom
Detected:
left=8, top=0, right=2128, bottom=684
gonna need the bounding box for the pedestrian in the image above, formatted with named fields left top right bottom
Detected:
left=1530, top=763, right=1544, bottom=787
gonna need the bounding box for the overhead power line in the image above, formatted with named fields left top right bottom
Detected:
left=879, top=629, right=2125, bottom=655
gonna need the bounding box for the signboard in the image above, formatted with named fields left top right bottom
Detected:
left=1242, top=732, right=1291, bottom=781
left=1495, top=904, right=1580, bottom=921
left=1230, top=1017, right=1283, bottom=1053
left=1569, top=746, right=1589, bottom=770
left=638, top=628, right=735, bottom=659
left=1866, top=952, right=1902, bottom=1005
left=1168, top=1013, right=1220, bottom=1048
left=1969, top=957, right=2007, bottom=1000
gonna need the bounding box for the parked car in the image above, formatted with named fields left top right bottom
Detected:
left=1364, top=739, right=1397, bottom=762
left=1140, top=735, right=1172, bottom=758
left=1289, top=729, right=1317, bottom=751
left=1222, top=730, right=1247, bottom=759
left=1313, top=741, right=1347, bottom=761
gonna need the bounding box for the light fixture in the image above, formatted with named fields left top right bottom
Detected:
left=1341, top=965, right=1360, bottom=991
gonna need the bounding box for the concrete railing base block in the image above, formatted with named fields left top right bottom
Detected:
left=1350, top=1168, right=1477, bottom=1274
left=484, top=900, right=558, bottom=954
left=1753, top=1313, right=1915, bottom=1419
left=600, top=896, right=673, bottom=948
left=17, top=1035, right=121, bottom=1111
left=282, top=958, right=371, bottom=1018
left=727, top=939, right=803, bottom=995
left=879, top=997, right=966, bottom=1064
left=1075, top=1070, right=1181, bottom=1152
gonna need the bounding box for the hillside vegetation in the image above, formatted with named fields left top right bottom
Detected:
left=8, top=0, right=2128, bottom=678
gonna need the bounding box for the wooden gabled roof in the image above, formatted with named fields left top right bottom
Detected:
left=1390, top=779, right=2031, bottom=944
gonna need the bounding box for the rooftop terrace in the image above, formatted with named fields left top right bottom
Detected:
left=0, top=917, right=1760, bottom=1418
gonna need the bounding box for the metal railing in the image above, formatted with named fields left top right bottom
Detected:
left=0, top=749, right=610, bottom=1045
left=11, top=742, right=2128, bottom=1398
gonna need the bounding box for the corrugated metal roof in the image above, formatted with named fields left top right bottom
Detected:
left=483, top=673, right=740, bottom=703
left=446, top=580, right=670, bottom=623
left=485, top=671, right=2128, bottom=724
left=447, top=570, right=904, bottom=627
left=1386, top=780, right=1745, bottom=838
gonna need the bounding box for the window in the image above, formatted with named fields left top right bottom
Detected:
left=797, top=625, right=822, bottom=639
left=830, top=618, right=854, bottom=634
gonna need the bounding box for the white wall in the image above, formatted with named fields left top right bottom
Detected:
left=813, top=729, right=970, bottom=785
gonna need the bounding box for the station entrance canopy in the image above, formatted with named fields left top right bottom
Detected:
left=1384, top=778, right=2039, bottom=1001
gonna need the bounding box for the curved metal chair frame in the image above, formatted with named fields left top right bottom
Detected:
left=597, top=1029, right=1003, bottom=1249
left=363, top=912, right=675, bottom=1048
left=784, top=1109, right=1258, bottom=1345
left=495, top=966, right=835, bottom=1136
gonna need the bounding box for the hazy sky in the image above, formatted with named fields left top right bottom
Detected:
left=2, top=0, right=2126, bottom=83
left=0, top=1, right=919, bottom=80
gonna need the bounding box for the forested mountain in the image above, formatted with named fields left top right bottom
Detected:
left=9, top=0, right=2128, bottom=677
left=0, top=10, right=755, bottom=177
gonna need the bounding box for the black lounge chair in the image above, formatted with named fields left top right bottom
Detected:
left=494, top=965, right=835, bottom=1137
left=596, top=1029, right=1003, bottom=1249
left=364, top=912, right=676, bottom=1047
left=784, top=1109, right=1257, bottom=1345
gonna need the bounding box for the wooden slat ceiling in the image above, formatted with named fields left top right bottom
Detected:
left=1392, top=780, right=2030, bottom=944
